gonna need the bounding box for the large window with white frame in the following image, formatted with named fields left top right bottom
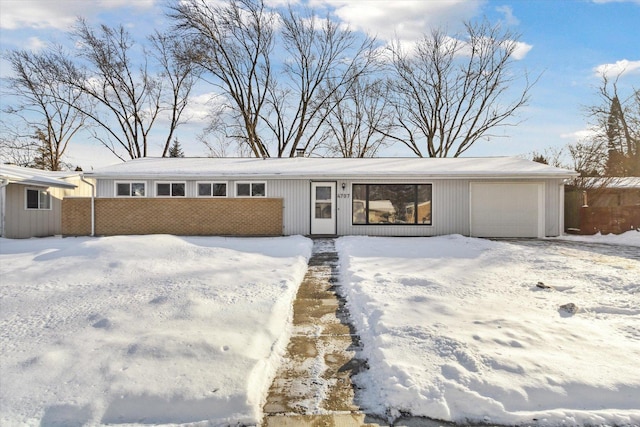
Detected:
left=116, top=182, right=146, bottom=197
left=25, top=188, right=51, bottom=210
left=236, top=182, right=266, bottom=197
left=197, top=182, right=227, bottom=197
left=156, top=182, right=186, bottom=197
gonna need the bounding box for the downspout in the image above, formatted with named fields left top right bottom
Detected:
left=559, top=182, right=565, bottom=236
left=0, top=178, right=9, bottom=238
left=80, top=174, right=95, bottom=237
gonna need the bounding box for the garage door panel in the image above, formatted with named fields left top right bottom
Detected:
left=470, top=183, right=543, bottom=238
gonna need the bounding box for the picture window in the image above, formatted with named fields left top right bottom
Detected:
left=352, top=184, right=432, bottom=225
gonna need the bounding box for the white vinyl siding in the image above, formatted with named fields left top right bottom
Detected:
left=4, top=184, right=64, bottom=238
left=92, top=177, right=566, bottom=237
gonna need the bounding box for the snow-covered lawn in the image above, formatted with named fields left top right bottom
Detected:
left=337, top=232, right=640, bottom=426
left=2, top=232, right=639, bottom=427
left=0, top=235, right=312, bottom=426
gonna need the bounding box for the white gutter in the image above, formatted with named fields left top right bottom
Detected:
left=0, top=178, right=8, bottom=238
left=80, top=174, right=95, bottom=237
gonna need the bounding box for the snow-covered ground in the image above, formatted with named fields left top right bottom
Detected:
left=556, top=230, right=640, bottom=246
left=337, top=231, right=640, bottom=426
left=0, top=235, right=312, bottom=426
left=2, top=231, right=638, bottom=427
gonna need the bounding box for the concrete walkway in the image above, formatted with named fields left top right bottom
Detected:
left=262, top=238, right=375, bottom=427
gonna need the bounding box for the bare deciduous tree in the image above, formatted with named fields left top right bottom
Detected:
left=149, top=31, right=200, bottom=157
left=50, top=19, right=196, bottom=160
left=0, top=123, right=42, bottom=167
left=382, top=20, right=536, bottom=157
left=263, top=8, right=378, bottom=157
left=171, top=0, right=378, bottom=157
left=2, top=48, right=87, bottom=170
left=171, top=0, right=275, bottom=157
left=321, top=76, right=392, bottom=157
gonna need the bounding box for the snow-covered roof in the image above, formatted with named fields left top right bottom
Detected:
left=582, top=177, right=640, bottom=189
left=0, top=164, right=78, bottom=189
left=87, top=156, right=578, bottom=180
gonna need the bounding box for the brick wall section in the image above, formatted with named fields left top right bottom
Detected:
left=580, top=206, right=640, bottom=235
left=62, top=198, right=93, bottom=236
left=62, top=198, right=283, bottom=236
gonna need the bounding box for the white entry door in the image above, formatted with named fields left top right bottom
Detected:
left=311, top=182, right=336, bottom=235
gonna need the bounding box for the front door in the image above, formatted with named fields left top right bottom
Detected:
left=311, top=182, right=336, bottom=235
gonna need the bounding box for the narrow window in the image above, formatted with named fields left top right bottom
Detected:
left=236, top=182, right=266, bottom=197
left=236, top=183, right=251, bottom=197
left=198, top=183, right=212, bottom=197
left=155, top=182, right=185, bottom=197
left=251, top=183, right=266, bottom=197
left=116, top=182, right=146, bottom=197
left=116, top=183, right=131, bottom=197
left=198, top=182, right=227, bottom=197
left=157, top=183, right=171, bottom=196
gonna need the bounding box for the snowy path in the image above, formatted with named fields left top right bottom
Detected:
left=263, top=238, right=371, bottom=426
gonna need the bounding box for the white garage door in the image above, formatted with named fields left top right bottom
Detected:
left=470, top=182, right=544, bottom=238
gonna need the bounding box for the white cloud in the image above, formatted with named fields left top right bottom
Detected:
left=561, top=127, right=598, bottom=141
left=26, top=36, right=46, bottom=51
left=310, top=0, right=485, bottom=43
left=496, top=5, right=519, bottom=26
left=0, top=0, right=155, bottom=30
left=593, top=59, right=640, bottom=78
left=182, top=92, right=225, bottom=124
left=512, top=41, right=533, bottom=60
left=265, top=0, right=298, bottom=6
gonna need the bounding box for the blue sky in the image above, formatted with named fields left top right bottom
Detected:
left=1, top=0, right=639, bottom=169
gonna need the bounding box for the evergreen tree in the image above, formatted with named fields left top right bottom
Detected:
left=31, top=129, right=56, bottom=170
left=603, top=94, right=639, bottom=176
left=168, top=138, right=185, bottom=158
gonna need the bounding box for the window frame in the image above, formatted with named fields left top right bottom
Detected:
left=235, top=181, right=267, bottom=198
left=155, top=181, right=186, bottom=197
left=352, top=183, right=433, bottom=226
left=115, top=181, right=146, bottom=197
left=196, top=181, right=228, bottom=198
left=25, top=188, right=52, bottom=210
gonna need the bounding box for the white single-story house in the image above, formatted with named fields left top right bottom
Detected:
left=0, top=164, right=93, bottom=238
left=62, top=156, right=577, bottom=238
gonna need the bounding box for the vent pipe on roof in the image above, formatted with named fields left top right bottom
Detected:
left=295, top=148, right=305, bottom=157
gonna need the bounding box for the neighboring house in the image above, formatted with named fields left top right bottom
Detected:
left=0, top=165, right=93, bottom=238
left=583, top=177, right=640, bottom=208
left=61, top=156, right=577, bottom=238
left=565, top=177, right=640, bottom=234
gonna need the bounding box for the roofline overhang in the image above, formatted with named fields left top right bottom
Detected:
left=85, top=172, right=578, bottom=181
left=1, top=177, right=77, bottom=189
